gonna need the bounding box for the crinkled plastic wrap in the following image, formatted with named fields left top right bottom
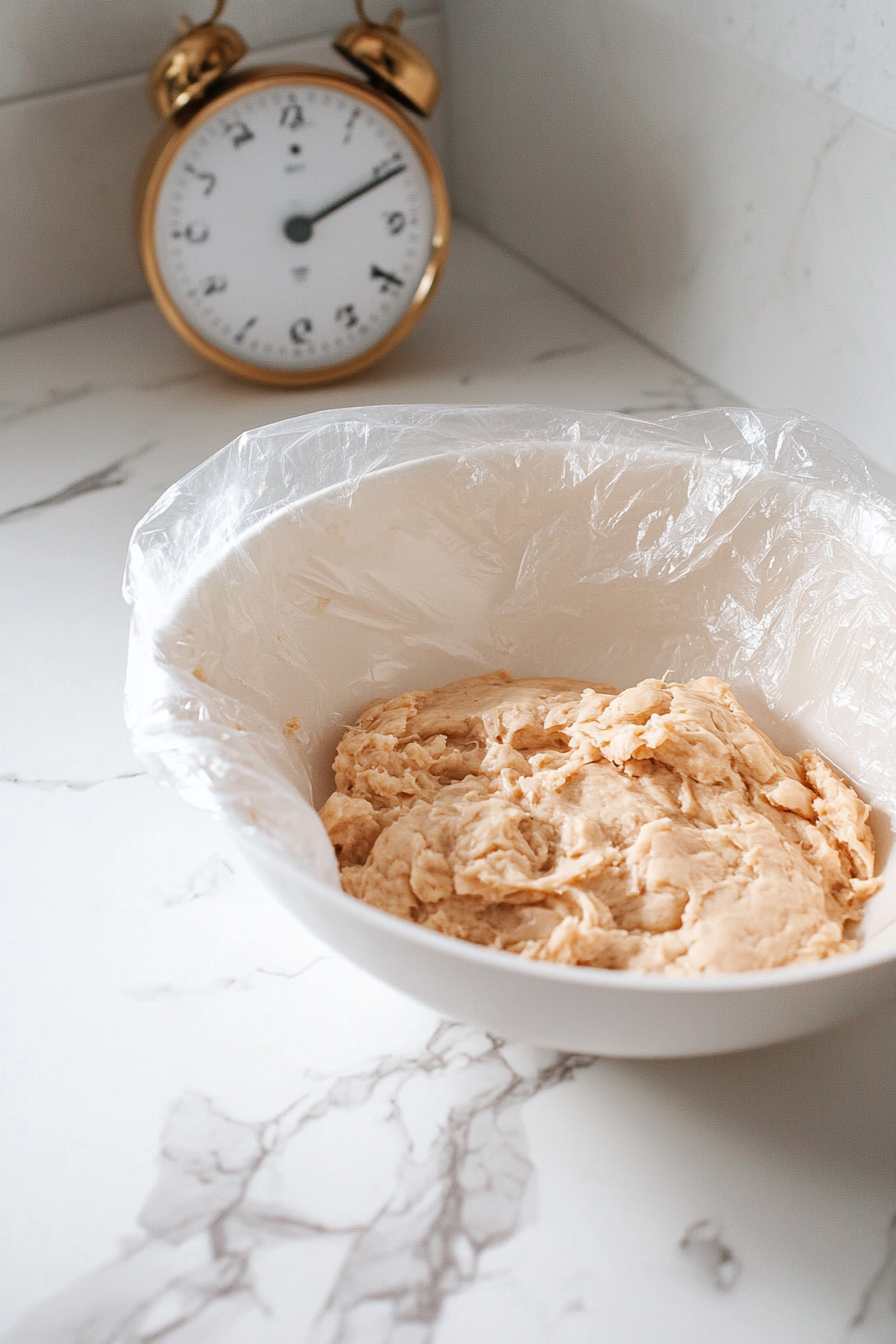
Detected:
left=123, top=405, right=896, bottom=947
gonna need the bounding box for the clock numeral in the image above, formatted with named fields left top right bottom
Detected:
left=234, top=316, right=258, bottom=343
left=343, top=108, right=361, bottom=144
left=372, top=151, right=403, bottom=180
left=385, top=211, right=406, bottom=236
left=335, top=304, right=359, bottom=329
left=184, top=163, right=216, bottom=196
left=280, top=103, right=305, bottom=129
left=172, top=221, right=209, bottom=243
left=370, top=264, right=404, bottom=294
left=290, top=317, right=313, bottom=344
left=223, top=119, right=255, bottom=148
left=199, top=275, right=227, bottom=296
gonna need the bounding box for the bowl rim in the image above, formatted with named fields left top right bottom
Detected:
left=269, top=846, right=896, bottom=994
left=134, top=428, right=896, bottom=622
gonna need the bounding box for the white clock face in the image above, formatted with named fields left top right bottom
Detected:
left=153, top=77, right=438, bottom=372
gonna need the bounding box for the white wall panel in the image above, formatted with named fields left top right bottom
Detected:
left=641, top=0, right=896, bottom=133
left=0, top=0, right=435, bottom=104
left=0, top=14, right=447, bottom=337
left=444, top=0, right=896, bottom=471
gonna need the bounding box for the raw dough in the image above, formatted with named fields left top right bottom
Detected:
left=319, top=672, right=879, bottom=974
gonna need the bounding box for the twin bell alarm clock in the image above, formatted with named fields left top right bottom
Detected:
left=137, top=0, right=450, bottom=386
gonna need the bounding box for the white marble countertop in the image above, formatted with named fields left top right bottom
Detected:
left=2, top=221, right=896, bottom=1344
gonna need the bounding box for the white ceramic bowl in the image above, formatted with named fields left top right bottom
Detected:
left=125, top=405, right=896, bottom=1057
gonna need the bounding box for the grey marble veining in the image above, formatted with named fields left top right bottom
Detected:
left=0, top=770, right=146, bottom=791
left=0, top=382, right=93, bottom=428
left=679, top=1219, right=741, bottom=1293
left=0, top=440, right=157, bottom=525
left=3, top=1027, right=590, bottom=1344
left=850, top=1212, right=896, bottom=1336
left=126, top=954, right=335, bottom=1001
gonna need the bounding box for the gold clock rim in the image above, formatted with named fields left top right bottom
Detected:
left=136, top=65, right=451, bottom=388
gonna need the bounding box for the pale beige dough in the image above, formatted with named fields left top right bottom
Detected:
left=319, top=672, right=880, bottom=974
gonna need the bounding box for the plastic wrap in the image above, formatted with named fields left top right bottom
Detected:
left=124, top=404, right=896, bottom=947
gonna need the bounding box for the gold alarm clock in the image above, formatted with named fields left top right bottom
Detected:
left=136, top=0, right=450, bottom=386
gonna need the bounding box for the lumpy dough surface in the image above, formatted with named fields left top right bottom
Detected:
left=319, top=672, right=879, bottom=974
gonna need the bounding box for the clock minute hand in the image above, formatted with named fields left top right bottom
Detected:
left=312, top=162, right=407, bottom=223
left=284, top=163, right=407, bottom=244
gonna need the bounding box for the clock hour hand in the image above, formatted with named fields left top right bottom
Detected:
left=283, top=162, right=406, bottom=243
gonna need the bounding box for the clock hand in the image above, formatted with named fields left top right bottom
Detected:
left=283, top=162, right=407, bottom=243
left=311, top=162, right=407, bottom=223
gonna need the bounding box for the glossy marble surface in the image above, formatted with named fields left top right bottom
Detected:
left=2, top=222, right=896, bottom=1343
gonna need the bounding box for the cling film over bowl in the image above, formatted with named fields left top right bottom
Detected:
left=123, top=405, right=896, bottom=976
